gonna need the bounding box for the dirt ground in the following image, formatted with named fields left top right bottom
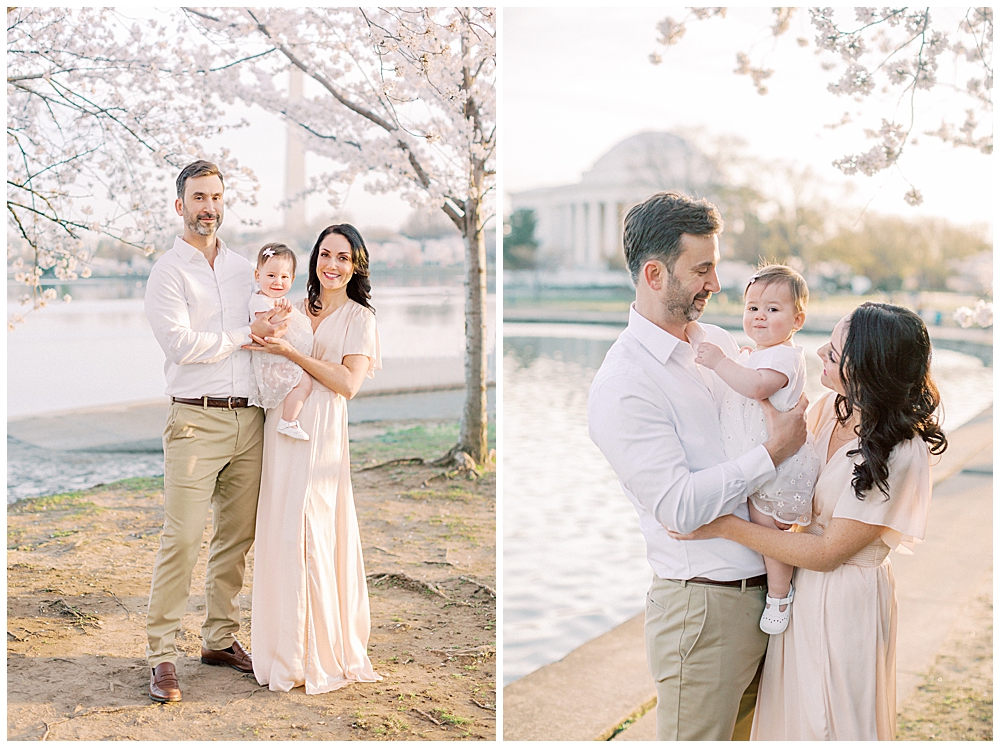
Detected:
left=896, top=568, right=993, bottom=741
left=7, top=422, right=496, bottom=741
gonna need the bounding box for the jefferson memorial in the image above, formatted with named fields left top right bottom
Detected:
left=509, top=131, right=719, bottom=270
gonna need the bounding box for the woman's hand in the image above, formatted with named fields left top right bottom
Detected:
left=244, top=333, right=297, bottom=359
left=666, top=513, right=738, bottom=541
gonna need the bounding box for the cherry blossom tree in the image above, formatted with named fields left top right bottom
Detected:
left=7, top=7, right=495, bottom=461
left=6, top=7, right=253, bottom=326
left=954, top=299, right=992, bottom=327
left=651, top=7, right=992, bottom=206
left=175, top=7, right=496, bottom=464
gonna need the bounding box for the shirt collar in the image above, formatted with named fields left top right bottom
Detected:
left=173, top=235, right=229, bottom=263
left=627, top=303, right=706, bottom=364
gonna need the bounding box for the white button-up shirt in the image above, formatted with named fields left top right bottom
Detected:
left=588, top=305, right=776, bottom=581
left=144, top=236, right=255, bottom=399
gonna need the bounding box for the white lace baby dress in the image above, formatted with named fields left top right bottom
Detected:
left=720, top=344, right=820, bottom=526
left=248, top=293, right=314, bottom=410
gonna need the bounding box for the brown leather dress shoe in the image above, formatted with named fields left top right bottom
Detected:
left=149, top=662, right=182, bottom=702
left=201, top=639, right=253, bottom=673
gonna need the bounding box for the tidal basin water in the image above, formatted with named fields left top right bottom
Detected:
left=7, top=286, right=494, bottom=502
left=502, top=322, right=993, bottom=685
left=8, top=287, right=495, bottom=418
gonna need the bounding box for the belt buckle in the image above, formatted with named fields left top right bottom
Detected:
left=226, top=396, right=235, bottom=410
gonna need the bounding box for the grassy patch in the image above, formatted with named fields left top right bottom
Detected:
left=104, top=475, right=164, bottom=493
left=350, top=421, right=496, bottom=467
left=427, top=514, right=478, bottom=542
left=433, top=708, right=471, bottom=726
left=378, top=714, right=410, bottom=734
left=9, top=490, right=99, bottom=515
left=896, top=682, right=992, bottom=740
left=9, top=475, right=164, bottom=516
left=351, top=423, right=459, bottom=466
left=399, top=486, right=478, bottom=503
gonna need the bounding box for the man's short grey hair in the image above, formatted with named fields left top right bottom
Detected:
left=176, top=160, right=224, bottom=201
left=622, top=191, right=723, bottom=282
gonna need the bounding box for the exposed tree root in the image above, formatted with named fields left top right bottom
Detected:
left=358, top=457, right=427, bottom=472
left=459, top=575, right=496, bottom=597
left=366, top=572, right=449, bottom=599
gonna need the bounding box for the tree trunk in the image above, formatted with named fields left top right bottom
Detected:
left=458, top=195, right=488, bottom=464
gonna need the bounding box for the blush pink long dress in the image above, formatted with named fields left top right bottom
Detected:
left=251, top=299, right=382, bottom=694
left=750, top=392, right=932, bottom=740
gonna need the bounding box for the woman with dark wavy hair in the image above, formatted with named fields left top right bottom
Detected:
left=246, top=224, right=382, bottom=694
left=305, top=224, right=374, bottom=315
left=670, top=302, right=946, bottom=740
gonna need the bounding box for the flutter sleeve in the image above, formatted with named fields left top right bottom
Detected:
left=751, top=345, right=805, bottom=412
left=807, top=391, right=837, bottom=439
left=248, top=293, right=273, bottom=317
left=831, top=436, right=932, bottom=554
left=344, top=304, right=382, bottom=379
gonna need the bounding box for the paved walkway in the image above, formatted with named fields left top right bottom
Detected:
left=7, top=387, right=496, bottom=453
left=503, top=407, right=993, bottom=741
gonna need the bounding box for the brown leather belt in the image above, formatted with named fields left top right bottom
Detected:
left=674, top=574, right=768, bottom=590
left=172, top=396, right=251, bottom=409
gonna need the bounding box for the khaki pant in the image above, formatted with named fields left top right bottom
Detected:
left=645, top=575, right=769, bottom=741
left=146, top=402, right=264, bottom=668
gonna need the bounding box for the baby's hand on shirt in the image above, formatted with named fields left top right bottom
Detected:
left=739, top=345, right=755, bottom=355
left=695, top=341, right=726, bottom=369
left=272, top=297, right=292, bottom=313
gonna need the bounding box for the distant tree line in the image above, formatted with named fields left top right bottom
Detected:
left=503, top=209, right=538, bottom=270
left=725, top=209, right=989, bottom=294
left=504, top=201, right=989, bottom=295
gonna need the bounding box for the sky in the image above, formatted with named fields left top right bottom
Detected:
left=204, top=102, right=415, bottom=234
left=502, top=7, right=993, bottom=230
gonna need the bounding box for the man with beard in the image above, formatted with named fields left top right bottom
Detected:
left=143, top=160, right=288, bottom=702
left=587, top=191, right=807, bottom=740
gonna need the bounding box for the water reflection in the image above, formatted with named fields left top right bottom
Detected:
left=403, top=301, right=455, bottom=322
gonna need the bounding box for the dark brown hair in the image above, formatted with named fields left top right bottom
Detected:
left=835, top=302, right=947, bottom=500
left=306, top=224, right=373, bottom=315
left=176, top=160, right=224, bottom=201
left=256, top=242, right=297, bottom=275
left=622, top=191, right=723, bottom=282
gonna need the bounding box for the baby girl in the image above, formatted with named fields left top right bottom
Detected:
left=695, top=263, right=821, bottom=635
left=248, top=243, right=314, bottom=440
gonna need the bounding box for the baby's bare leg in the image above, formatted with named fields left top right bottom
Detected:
left=281, top=373, right=313, bottom=423
left=748, top=500, right=793, bottom=606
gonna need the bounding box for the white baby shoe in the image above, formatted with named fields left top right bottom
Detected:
left=277, top=418, right=310, bottom=441
left=760, top=586, right=794, bottom=635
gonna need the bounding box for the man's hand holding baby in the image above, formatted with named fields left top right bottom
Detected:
left=248, top=305, right=290, bottom=344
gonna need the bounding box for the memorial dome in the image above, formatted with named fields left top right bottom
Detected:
left=581, top=131, right=717, bottom=193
